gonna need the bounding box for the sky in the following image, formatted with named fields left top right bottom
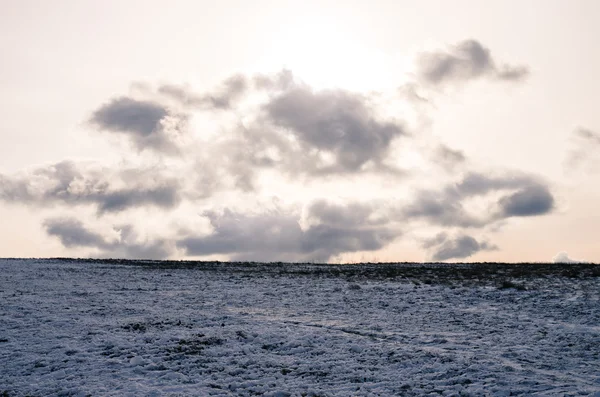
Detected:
left=1, top=0, right=599, bottom=263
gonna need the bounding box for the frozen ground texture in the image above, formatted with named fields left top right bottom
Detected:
left=1, top=259, right=599, bottom=396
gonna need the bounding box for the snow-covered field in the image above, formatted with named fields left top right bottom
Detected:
left=1, top=259, right=599, bottom=396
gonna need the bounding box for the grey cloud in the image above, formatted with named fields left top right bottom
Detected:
left=45, top=218, right=108, bottom=249
left=496, top=65, right=530, bottom=81
left=300, top=224, right=396, bottom=262
left=576, top=128, right=600, bottom=145
left=402, top=191, right=484, bottom=228
left=565, top=127, right=600, bottom=171
left=421, top=232, right=449, bottom=249
left=454, top=172, right=535, bottom=196
left=160, top=70, right=290, bottom=108
left=453, top=173, right=554, bottom=218
left=109, top=225, right=175, bottom=259
left=158, top=84, right=196, bottom=105
left=158, top=74, right=248, bottom=110
left=403, top=172, right=555, bottom=228
left=90, top=97, right=185, bottom=153
left=206, top=74, right=247, bottom=109
left=44, top=218, right=174, bottom=259
left=264, top=86, right=405, bottom=173
left=305, top=200, right=386, bottom=228
left=0, top=175, right=32, bottom=202
left=178, top=201, right=399, bottom=262
left=126, top=71, right=407, bottom=185
left=95, top=183, right=180, bottom=214
left=90, top=97, right=167, bottom=136
left=178, top=210, right=304, bottom=259
left=0, top=161, right=182, bottom=214
left=253, top=69, right=295, bottom=91
left=434, top=144, right=466, bottom=169
left=423, top=232, right=497, bottom=261
left=498, top=184, right=554, bottom=217
left=417, top=39, right=529, bottom=86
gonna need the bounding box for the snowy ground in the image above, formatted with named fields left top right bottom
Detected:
left=1, top=259, right=599, bottom=396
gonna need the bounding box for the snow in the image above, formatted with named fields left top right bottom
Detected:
left=1, top=259, right=599, bottom=396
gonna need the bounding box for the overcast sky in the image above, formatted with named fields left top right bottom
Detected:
left=1, top=0, right=599, bottom=262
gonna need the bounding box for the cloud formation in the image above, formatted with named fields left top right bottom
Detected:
left=417, top=39, right=529, bottom=86
left=3, top=38, right=555, bottom=261
left=178, top=200, right=399, bottom=262
left=565, top=127, right=600, bottom=172
left=498, top=184, right=554, bottom=217
left=423, top=232, right=497, bottom=261
left=44, top=218, right=174, bottom=259
left=434, top=144, right=466, bottom=169
left=264, top=86, right=405, bottom=173
left=90, top=97, right=186, bottom=153
left=402, top=172, right=555, bottom=227
left=0, top=161, right=182, bottom=214
left=158, top=74, right=248, bottom=110
left=137, top=70, right=408, bottom=185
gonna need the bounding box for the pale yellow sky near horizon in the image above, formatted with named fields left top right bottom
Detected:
left=0, top=0, right=599, bottom=262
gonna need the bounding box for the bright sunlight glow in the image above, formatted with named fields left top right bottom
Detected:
left=252, top=18, right=406, bottom=93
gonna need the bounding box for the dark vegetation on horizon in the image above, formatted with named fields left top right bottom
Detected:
left=3, top=258, right=599, bottom=285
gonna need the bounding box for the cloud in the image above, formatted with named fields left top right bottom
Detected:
left=423, top=232, right=497, bottom=261
left=45, top=217, right=109, bottom=249
left=402, top=172, right=555, bottom=227
left=263, top=85, right=405, bottom=173
left=140, top=71, right=408, bottom=185
left=158, top=74, right=248, bottom=110
left=0, top=161, right=182, bottom=214
left=434, top=144, right=466, bottom=169
left=44, top=218, right=174, bottom=259
left=7, top=58, right=558, bottom=262
left=576, top=128, right=600, bottom=145
left=302, top=200, right=387, bottom=228
left=402, top=190, right=484, bottom=227
left=178, top=200, right=399, bottom=262
left=498, top=184, right=554, bottom=217
left=454, top=172, right=532, bottom=195
left=205, top=74, right=248, bottom=109
left=417, top=39, right=529, bottom=86
left=552, top=251, right=588, bottom=264
left=253, top=69, right=295, bottom=91
left=565, top=127, right=600, bottom=172
left=90, top=97, right=186, bottom=153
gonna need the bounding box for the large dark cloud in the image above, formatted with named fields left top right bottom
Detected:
left=423, top=232, right=496, bottom=261
left=90, top=97, right=185, bottom=152
left=263, top=85, right=405, bottom=173
left=178, top=200, right=399, bottom=262
left=498, top=184, right=554, bottom=217
left=417, top=39, right=529, bottom=86
left=402, top=172, right=555, bottom=227
left=44, top=218, right=174, bottom=259
left=0, top=161, right=182, bottom=214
